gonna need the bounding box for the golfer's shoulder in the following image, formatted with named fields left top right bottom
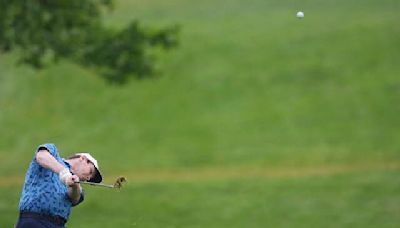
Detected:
left=36, top=143, right=59, bottom=156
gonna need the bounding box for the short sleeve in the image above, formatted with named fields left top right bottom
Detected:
left=71, top=189, right=85, bottom=207
left=36, top=143, right=58, bottom=157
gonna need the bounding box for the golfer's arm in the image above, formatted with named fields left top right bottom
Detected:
left=68, top=185, right=82, bottom=205
left=36, top=150, right=65, bottom=174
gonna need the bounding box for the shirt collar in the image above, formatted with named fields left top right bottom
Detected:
left=63, top=159, right=72, bottom=169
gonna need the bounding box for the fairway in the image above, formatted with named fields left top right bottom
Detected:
left=1, top=0, right=399, bottom=227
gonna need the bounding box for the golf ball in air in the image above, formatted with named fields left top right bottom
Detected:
left=296, top=11, right=304, bottom=18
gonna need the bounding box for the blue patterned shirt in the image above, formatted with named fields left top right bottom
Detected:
left=18, top=143, right=84, bottom=220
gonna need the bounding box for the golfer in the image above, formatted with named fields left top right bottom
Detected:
left=16, top=143, right=102, bottom=228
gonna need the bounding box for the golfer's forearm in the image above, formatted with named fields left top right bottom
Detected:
left=68, top=185, right=81, bottom=204
left=36, top=150, right=65, bottom=174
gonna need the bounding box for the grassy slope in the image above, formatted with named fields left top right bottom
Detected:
left=71, top=171, right=400, bottom=228
left=0, top=0, right=399, bottom=227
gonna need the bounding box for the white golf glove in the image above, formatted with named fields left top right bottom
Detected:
left=59, top=168, right=72, bottom=185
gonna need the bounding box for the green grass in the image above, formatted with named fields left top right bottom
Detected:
left=2, top=171, right=399, bottom=227
left=1, top=0, right=400, bottom=227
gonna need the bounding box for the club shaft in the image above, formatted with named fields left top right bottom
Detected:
left=77, top=181, right=114, bottom=188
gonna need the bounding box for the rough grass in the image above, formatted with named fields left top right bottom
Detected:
left=1, top=0, right=399, bottom=227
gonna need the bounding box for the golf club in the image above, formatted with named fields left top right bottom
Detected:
left=76, top=176, right=126, bottom=189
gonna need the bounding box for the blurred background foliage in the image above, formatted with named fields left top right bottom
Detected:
left=0, top=0, right=179, bottom=84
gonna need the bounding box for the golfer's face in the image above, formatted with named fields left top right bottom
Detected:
left=76, top=156, right=95, bottom=181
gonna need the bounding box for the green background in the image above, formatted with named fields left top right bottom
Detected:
left=1, top=0, right=399, bottom=227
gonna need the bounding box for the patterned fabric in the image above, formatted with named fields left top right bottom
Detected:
left=18, top=143, right=84, bottom=221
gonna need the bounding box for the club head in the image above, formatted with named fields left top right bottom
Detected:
left=113, top=176, right=126, bottom=189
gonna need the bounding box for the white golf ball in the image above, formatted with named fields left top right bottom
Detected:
left=296, top=11, right=304, bottom=19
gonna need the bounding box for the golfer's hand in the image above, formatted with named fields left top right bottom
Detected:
left=65, top=175, right=80, bottom=187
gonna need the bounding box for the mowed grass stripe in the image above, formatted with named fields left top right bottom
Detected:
left=121, top=162, right=400, bottom=183
left=2, top=162, right=398, bottom=187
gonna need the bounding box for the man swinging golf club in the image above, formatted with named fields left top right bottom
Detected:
left=16, top=143, right=102, bottom=228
